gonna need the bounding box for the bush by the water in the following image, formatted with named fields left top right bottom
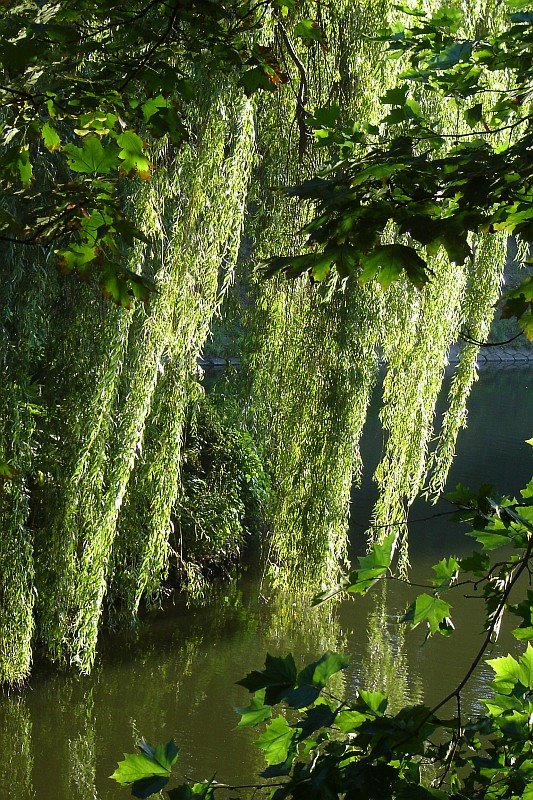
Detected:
left=172, top=393, right=270, bottom=593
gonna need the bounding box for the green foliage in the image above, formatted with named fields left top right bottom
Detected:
left=237, top=652, right=348, bottom=708
left=501, top=274, right=533, bottom=340
left=241, top=0, right=390, bottom=592
left=111, top=468, right=533, bottom=800
left=263, top=8, right=533, bottom=338
left=172, top=394, right=270, bottom=588
left=360, top=244, right=429, bottom=290
left=0, top=0, right=527, bottom=688
left=312, top=533, right=396, bottom=605
left=401, top=593, right=454, bottom=637
left=0, top=0, right=303, bottom=301
left=13, top=77, right=257, bottom=676
left=112, top=740, right=179, bottom=799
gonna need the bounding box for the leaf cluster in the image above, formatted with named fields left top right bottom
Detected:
left=263, top=7, right=533, bottom=338
left=0, top=0, right=306, bottom=302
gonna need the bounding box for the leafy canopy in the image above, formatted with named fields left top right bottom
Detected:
left=264, top=5, right=533, bottom=338
left=0, top=0, right=311, bottom=303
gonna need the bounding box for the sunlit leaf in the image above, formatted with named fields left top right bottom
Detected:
left=117, top=131, right=152, bottom=179
left=65, top=135, right=120, bottom=174
left=358, top=690, right=388, bottom=715
left=255, top=716, right=298, bottom=765
left=236, top=690, right=272, bottom=727
left=403, top=594, right=454, bottom=636
left=487, top=652, right=521, bottom=694
left=42, top=121, right=61, bottom=151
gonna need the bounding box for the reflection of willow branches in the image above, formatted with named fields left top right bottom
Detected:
left=30, top=674, right=98, bottom=800
left=66, top=689, right=98, bottom=800
left=0, top=696, right=33, bottom=800
left=260, top=581, right=346, bottom=698
left=360, top=584, right=423, bottom=713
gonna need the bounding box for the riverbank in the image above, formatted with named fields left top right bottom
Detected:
left=199, top=345, right=533, bottom=370
left=448, top=344, right=533, bottom=364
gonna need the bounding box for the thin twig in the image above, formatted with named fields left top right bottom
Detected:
left=118, top=5, right=179, bottom=92
left=352, top=509, right=455, bottom=531
left=460, top=331, right=524, bottom=347
left=430, top=531, right=533, bottom=719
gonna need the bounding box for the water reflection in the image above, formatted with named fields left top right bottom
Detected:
left=360, top=584, right=423, bottom=713
left=0, top=696, right=33, bottom=800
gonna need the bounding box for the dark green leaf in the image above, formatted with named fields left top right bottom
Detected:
left=237, top=654, right=297, bottom=705
left=428, top=42, right=473, bottom=70
left=360, top=245, right=429, bottom=289
left=464, top=103, right=483, bottom=128
left=297, top=652, right=349, bottom=688
left=459, top=550, right=490, bottom=575
left=298, top=704, right=336, bottom=739
left=132, top=776, right=169, bottom=799
left=294, top=19, right=326, bottom=44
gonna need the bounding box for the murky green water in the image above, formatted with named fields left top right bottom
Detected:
left=1, top=365, right=531, bottom=800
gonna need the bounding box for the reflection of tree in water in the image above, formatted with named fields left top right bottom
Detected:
left=360, top=584, right=423, bottom=713
left=66, top=689, right=98, bottom=800
left=0, top=696, right=33, bottom=800
left=258, top=575, right=347, bottom=701
left=261, top=574, right=343, bottom=648
left=27, top=673, right=99, bottom=800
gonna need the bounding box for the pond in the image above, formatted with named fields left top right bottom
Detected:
left=0, top=365, right=531, bottom=800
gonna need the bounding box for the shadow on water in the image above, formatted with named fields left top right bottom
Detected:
left=0, top=365, right=531, bottom=800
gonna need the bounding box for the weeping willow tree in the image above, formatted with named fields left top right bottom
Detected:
left=0, top=0, right=522, bottom=687
left=32, top=82, right=255, bottom=674
left=109, top=89, right=255, bottom=621
left=367, top=0, right=509, bottom=563
left=240, top=0, right=416, bottom=589
left=368, top=234, right=505, bottom=572
left=239, top=0, right=395, bottom=591
left=0, top=75, right=255, bottom=682
left=0, top=243, right=57, bottom=683
left=425, top=236, right=507, bottom=499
